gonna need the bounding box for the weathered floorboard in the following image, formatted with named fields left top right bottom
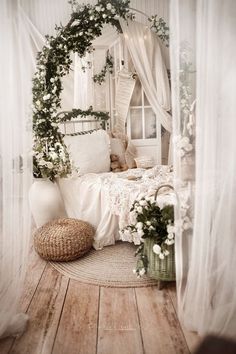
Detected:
left=52, top=281, right=99, bottom=354
left=135, top=286, right=190, bottom=354
left=167, top=283, right=200, bottom=353
left=10, top=263, right=69, bottom=354
left=0, top=245, right=46, bottom=354
left=19, top=245, right=47, bottom=313
left=97, top=287, right=143, bottom=354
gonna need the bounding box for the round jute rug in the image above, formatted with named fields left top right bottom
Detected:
left=50, top=241, right=158, bottom=287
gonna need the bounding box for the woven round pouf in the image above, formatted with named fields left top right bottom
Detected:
left=34, top=218, right=95, bottom=261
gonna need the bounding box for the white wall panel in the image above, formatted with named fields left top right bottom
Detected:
left=21, top=0, right=169, bottom=36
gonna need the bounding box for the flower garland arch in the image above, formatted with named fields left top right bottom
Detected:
left=32, top=0, right=169, bottom=180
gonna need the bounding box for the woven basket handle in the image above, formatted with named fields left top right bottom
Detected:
left=154, top=184, right=175, bottom=200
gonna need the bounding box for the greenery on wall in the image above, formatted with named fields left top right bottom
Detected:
left=32, top=0, right=170, bottom=180
left=93, top=52, right=114, bottom=84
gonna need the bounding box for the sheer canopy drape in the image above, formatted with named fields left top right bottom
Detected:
left=0, top=0, right=35, bottom=337
left=120, top=19, right=172, bottom=133
left=171, top=0, right=236, bottom=338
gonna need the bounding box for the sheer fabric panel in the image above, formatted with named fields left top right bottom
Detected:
left=171, top=0, right=236, bottom=338
left=120, top=20, right=172, bottom=133
left=0, top=1, right=34, bottom=337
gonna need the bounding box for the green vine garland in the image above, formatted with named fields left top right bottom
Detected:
left=148, top=15, right=169, bottom=47
left=32, top=0, right=169, bottom=180
left=93, top=52, right=114, bottom=84
left=33, top=0, right=133, bottom=180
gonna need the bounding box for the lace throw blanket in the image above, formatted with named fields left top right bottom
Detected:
left=101, top=165, right=173, bottom=241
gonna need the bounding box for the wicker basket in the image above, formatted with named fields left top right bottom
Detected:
left=145, top=184, right=176, bottom=282
left=34, top=218, right=95, bottom=261
left=143, top=238, right=176, bottom=281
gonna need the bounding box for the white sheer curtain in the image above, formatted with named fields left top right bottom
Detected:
left=171, top=0, right=236, bottom=338
left=0, top=0, right=38, bottom=338
left=120, top=19, right=172, bottom=132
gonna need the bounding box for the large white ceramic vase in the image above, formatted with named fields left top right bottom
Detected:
left=29, top=178, right=67, bottom=227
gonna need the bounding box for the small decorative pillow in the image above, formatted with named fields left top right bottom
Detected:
left=64, top=130, right=111, bottom=175
left=134, top=156, right=154, bottom=169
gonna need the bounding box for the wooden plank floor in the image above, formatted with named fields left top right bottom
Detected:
left=0, top=248, right=200, bottom=354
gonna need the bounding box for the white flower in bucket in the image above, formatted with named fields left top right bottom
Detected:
left=153, top=244, right=161, bottom=254
left=121, top=188, right=175, bottom=278
left=136, top=222, right=143, bottom=230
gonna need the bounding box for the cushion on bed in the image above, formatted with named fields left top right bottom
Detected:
left=64, top=130, right=111, bottom=175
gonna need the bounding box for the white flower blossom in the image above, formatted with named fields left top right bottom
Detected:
left=43, top=94, right=51, bottom=101
left=46, top=162, right=53, bottom=169
left=139, top=268, right=145, bottom=276
left=164, top=250, right=170, bottom=256
left=137, top=206, right=143, bottom=213
left=49, top=152, right=58, bottom=160
left=185, top=143, right=193, bottom=152
left=137, top=229, right=144, bottom=238
left=167, top=225, right=175, bottom=234
left=106, top=3, right=112, bottom=10
left=136, top=222, right=143, bottom=230
left=153, top=244, right=161, bottom=254
left=139, top=200, right=147, bottom=207
left=124, top=229, right=131, bottom=237
left=38, top=160, right=47, bottom=166
left=72, top=19, right=80, bottom=26
left=167, top=233, right=174, bottom=240
left=165, top=239, right=175, bottom=245
left=159, top=253, right=165, bottom=260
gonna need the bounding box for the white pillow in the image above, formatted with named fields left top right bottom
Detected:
left=64, top=130, right=111, bottom=175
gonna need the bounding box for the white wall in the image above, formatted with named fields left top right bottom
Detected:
left=21, top=0, right=169, bottom=37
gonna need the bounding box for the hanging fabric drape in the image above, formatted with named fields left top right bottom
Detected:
left=120, top=19, right=172, bottom=133
left=114, top=69, right=136, bottom=134
left=170, top=0, right=236, bottom=338
left=0, top=0, right=37, bottom=338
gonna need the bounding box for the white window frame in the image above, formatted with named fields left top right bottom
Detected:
left=108, top=37, right=162, bottom=163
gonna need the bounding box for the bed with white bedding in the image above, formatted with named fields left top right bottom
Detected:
left=57, top=165, right=173, bottom=250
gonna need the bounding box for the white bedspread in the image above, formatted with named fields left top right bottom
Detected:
left=57, top=166, right=173, bottom=250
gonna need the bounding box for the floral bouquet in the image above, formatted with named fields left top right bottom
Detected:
left=120, top=187, right=175, bottom=278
